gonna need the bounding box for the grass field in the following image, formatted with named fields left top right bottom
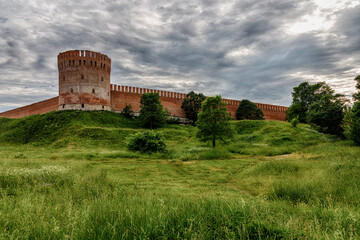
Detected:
left=0, top=111, right=359, bottom=239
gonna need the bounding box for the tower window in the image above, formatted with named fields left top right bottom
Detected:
left=72, top=60, right=74, bottom=65
left=79, top=60, right=81, bottom=66
left=92, top=88, right=95, bottom=94
left=63, top=76, right=65, bottom=81
left=70, top=88, right=73, bottom=93
left=101, top=77, right=104, bottom=82
left=95, top=61, right=97, bottom=67
left=69, top=60, right=71, bottom=65
left=81, top=104, right=84, bottom=108
left=81, top=74, right=84, bottom=79
left=102, top=105, right=104, bottom=109
left=84, top=60, right=86, bottom=65
left=90, top=60, right=92, bottom=66
left=62, top=104, right=65, bottom=109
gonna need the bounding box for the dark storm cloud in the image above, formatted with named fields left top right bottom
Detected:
left=0, top=0, right=359, bottom=112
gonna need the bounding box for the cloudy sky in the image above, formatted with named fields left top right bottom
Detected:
left=0, top=0, right=359, bottom=112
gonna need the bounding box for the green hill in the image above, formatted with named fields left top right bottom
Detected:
left=0, top=110, right=331, bottom=158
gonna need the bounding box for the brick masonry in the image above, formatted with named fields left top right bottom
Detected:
left=0, top=50, right=288, bottom=120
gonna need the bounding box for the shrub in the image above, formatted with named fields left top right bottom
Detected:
left=127, top=131, right=166, bottom=153
left=291, top=117, right=299, bottom=127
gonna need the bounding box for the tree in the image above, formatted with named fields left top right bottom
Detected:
left=181, top=91, right=206, bottom=124
left=353, top=75, right=360, bottom=101
left=196, top=95, right=233, bottom=148
left=235, top=99, right=264, bottom=120
left=351, top=102, right=360, bottom=145
left=286, top=103, right=308, bottom=122
left=351, top=75, right=360, bottom=145
left=306, top=95, right=344, bottom=136
left=287, top=82, right=334, bottom=122
left=139, top=93, right=167, bottom=129
left=122, top=104, right=134, bottom=119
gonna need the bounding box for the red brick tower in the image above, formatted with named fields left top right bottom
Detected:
left=58, top=50, right=111, bottom=111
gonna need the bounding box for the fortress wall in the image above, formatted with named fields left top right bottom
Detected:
left=0, top=85, right=288, bottom=120
left=0, top=97, right=59, bottom=119
left=110, top=84, right=288, bottom=121
left=110, top=85, right=187, bottom=117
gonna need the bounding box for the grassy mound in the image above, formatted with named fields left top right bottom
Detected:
left=0, top=110, right=137, bottom=146
left=0, top=111, right=331, bottom=157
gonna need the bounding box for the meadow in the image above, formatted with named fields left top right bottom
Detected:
left=0, top=111, right=359, bottom=239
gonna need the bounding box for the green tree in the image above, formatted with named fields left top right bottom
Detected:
left=181, top=91, right=206, bottom=124
left=351, top=102, right=360, bottom=145
left=196, top=95, right=233, bottom=148
left=139, top=93, right=167, bottom=129
left=286, top=103, right=308, bottom=122
left=353, top=75, right=360, bottom=101
left=287, top=82, right=334, bottom=122
left=351, top=76, right=360, bottom=145
left=235, top=99, right=264, bottom=120
left=122, top=104, right=134, bottom=119
left=306, top=95, right=344, bottom=136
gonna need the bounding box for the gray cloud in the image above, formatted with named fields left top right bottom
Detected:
left=0, top=0, right=359, bottom=113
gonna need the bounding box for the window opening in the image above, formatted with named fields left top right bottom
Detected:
left=92, top=88, right=95, bottom=94
left=81, top=74, right=84, bottom=79
left=70, top=88, right=73, bottom=93
left=81, top=104, right=84, bottom=108
left=62, top=104, right=65, bottom=109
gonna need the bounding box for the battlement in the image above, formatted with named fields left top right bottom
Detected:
left=111, top=84, right=187, bottom=99
left=58, top=50, right=111, bottom=73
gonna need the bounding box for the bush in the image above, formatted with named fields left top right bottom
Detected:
left=291, top=117, right=299, bottom=127
left=127, top=131, right=166, bottom=153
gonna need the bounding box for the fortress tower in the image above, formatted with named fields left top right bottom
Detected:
left=58, top=50, right=111, bottom=111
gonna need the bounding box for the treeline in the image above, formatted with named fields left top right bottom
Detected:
left=286, top=75, right=360, bottom=145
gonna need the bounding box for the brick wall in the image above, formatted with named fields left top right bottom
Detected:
left=0, top=85, right=288, bottom=121
left=110, top=84, right=288, bottom=121
left=0, top=97, right=59, bottom=119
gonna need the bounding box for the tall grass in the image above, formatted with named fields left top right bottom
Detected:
left=0, top=111, right=359, bottom=238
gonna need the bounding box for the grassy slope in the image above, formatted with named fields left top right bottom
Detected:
left=0, top=111, right=359, bottom=239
